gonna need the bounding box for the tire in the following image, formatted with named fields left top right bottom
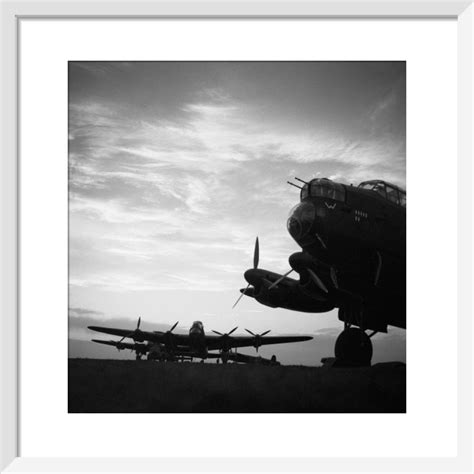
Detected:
left=334, top=327, right=372, bottom=365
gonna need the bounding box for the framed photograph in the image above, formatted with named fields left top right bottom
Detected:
left=1, top=1, right=472, bottom=472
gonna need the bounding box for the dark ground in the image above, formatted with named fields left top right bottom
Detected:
left=68, top=358, right=406, bottom=413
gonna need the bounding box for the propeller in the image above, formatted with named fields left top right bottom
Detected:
left=253, top=236, right=259, bottom=269
left=245, top=329, right=271, bottom=352
left=268, top=268, right=294, bottom=290
left=167, top=321, right=179, bottom=333
left=232, top=288, right=248, bottom=309
left=307, top=269, right=329, bottom=294
left=330, top=266, right=339, bottom=289
left=163, top=321, right=179, bottom=347
left=118, top=317, right=142, bottom=343
left=232, top=237, right=259, bottom=309
left=212, top=327, right=238, bottom=351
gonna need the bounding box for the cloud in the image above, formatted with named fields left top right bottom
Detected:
left=68, top=90, right=405, bottom=283
left=70, top=62, right=114, bottom=77
left=69, top=307, right=104, bottom=318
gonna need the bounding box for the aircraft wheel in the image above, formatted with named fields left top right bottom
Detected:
left=334, top=327, right=372, bottom=366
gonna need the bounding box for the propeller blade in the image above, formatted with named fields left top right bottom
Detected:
left=212, top=330, right=224, bottom=336
left=374, top=251, right=382, bottom=286
left=137, top=317, right=141, bottom=329
left=245, top=329, right=256, bottom=336
left=253, top=237, right=259, bottom=269
left=330, top=267, right=339, bottom=289
left=268, top=269, right=293, bottom=290
left=307, top=268, right=329, bottom=294
left=315, top=233, right=327, bottom=250
left=261, top=330, right=271, bottom=336
left=228, top=327, right=238, bottom=335
left=232, top=283, right=250, bottom=309
left=170, top=321, right=179, bottom=332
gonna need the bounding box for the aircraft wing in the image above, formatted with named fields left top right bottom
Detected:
left=205, top=335, right=312, bottom=351
left=88, top=326, right=312, bottom=350
left=91, top=339, right=139, bottom=351
left=88, top=325, right=164, bottom=342
left=88, top=325, right=197, bottom=346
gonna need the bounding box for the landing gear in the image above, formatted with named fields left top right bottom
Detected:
left=334, top=327, right=372, bottom=366
left=221, top=351, right=229, bottom=364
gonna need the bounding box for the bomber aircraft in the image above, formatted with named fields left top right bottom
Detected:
left=91, top=338, right=280, bottom=365
left=89, top=318, right=311, bottom=364
left=234, top=178, right=406, bottom=365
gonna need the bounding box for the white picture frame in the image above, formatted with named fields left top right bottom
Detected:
left=1, top=1, right=472, bottom=472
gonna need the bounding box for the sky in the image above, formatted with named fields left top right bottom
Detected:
left=68, top=61, right=406, bottom=365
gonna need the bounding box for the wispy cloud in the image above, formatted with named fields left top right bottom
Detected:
left=69, top=89, right=405, bottom=288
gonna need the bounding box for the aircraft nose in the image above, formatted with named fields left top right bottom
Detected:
left=287, top=201, right=317, bottom=245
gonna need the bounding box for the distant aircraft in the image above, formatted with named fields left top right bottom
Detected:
left=89, top=319, right=311, bottom=364
left=91, top=338, right=280, bottom=365
left=234, top=178, right=406, bottom=365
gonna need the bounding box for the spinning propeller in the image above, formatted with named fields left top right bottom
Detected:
left=245, top=329, right=271, bottom=352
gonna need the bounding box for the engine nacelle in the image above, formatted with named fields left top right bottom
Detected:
left=255, top=285, right=288, bottom=308
left=255, top=284, right=333, bottom=313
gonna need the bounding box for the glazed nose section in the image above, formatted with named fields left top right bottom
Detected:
left=287, top=201, right=316, bottom=244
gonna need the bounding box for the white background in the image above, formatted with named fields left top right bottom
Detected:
left=20, top=19, right=457, bottom=458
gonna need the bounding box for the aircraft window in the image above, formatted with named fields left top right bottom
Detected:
left=308, top=179, right=345, bottom=201
left=372, top=182, right=386, bottom=198
left=386, top=186, right=399, bottom=204
left=359, top=180, right=406, bottom=207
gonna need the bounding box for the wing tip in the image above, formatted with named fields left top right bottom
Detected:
left=88, top=326, right=107, bottom=332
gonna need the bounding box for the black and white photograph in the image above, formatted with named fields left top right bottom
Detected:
left=68, top=61, right=406, bottom=413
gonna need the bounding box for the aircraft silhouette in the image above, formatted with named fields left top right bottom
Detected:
left=89, top=319, right=311, bottom=364
left=234, top=177, right=406, bottom=365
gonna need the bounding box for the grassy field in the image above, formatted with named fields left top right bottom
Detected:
left=68, top=358, right=406, bottom=413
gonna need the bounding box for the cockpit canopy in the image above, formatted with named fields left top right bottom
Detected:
left=358, top=180, right=406, bottom=207
left=300, top=178, right=345, bottom=202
